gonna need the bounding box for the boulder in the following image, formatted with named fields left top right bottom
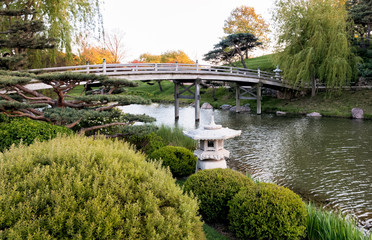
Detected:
left=276, top=111, right=287, bottom=116
left=230, top=106, right=251, bottom=112
left=201, top=102, right=213, bottom=109
left=306, top=112, right=322, bottom=117
left=351, top=108, right=364, bottom=119
left=220, top=104, right=232, bottom=110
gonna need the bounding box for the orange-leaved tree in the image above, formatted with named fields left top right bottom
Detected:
left=224, top=6, right=270, bottom=46
left=138, top=50, right=194, bottom=64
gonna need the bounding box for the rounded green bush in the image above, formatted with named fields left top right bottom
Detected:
left=0, top=117, right=73, bottom=152
left=228, top=182, right=307, bottom=240
left=125, top=132, right=165, bottom=155
left=183, top=168, right=254, bottom=223
left=0, top=135, right=205, bottom=240
left=150, top=146, right=197, bottom=178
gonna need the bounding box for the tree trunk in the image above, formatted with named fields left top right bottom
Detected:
left=240, top=54, right=247, bottom=69
left=311, top=76, right=316, bottom=97
left=158, top=81, right=163, bottom=92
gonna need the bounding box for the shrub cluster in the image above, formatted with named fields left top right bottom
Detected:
left=183, top=168, right=254, bottom=223
left=0, top=117, right=73, bottom=152
left=0, top=135, right=205, bottom=239
left=124, top=132, right=165, bottom=155
left=228, top=182, right=307, bottom=240
left=150, top=146, right=197, bottom=178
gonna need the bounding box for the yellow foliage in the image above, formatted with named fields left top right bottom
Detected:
left=79, top=46, right=117, bottom=64
left=139, top=50, right=194, bottom=64
left=224, top=6, right=270, bottom=45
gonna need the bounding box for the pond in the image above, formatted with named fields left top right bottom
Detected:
left=119, top=103, right=372, bottom=229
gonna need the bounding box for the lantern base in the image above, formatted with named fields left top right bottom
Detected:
left=195, top=159, right=227, bottom=172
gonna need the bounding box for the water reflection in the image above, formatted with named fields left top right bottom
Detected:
left=119, top=104, right=372, bottom=227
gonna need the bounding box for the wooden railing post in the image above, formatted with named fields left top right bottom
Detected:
left=86, top=61, right=90, bottom=74
left=102, top=58, right=106, bottom=74
left=176, top=61, right=178, bottom=71
left=155, top=63, right=158, bottom=71
left=258, top=67, right=261, bottom=78
left=230, top=67, right=233, bottom=74
left=196, top=60, right=199, bottom=72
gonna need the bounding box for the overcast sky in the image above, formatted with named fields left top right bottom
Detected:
left=103, top=0, right=276, bottom=63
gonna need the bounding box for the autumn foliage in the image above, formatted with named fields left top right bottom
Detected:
left=224, top=6, right=270, bottom=46
left=138, top=50, right=195, bottom=64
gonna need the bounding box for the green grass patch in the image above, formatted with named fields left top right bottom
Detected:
left=231, top=54, right=276, bottom=72
left=263, top=90, right=372, bottom=118
left=203, top=224, right=230, bottom=240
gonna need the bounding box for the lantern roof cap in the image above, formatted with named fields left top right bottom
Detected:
left=183, top=116, right=241, bottom=140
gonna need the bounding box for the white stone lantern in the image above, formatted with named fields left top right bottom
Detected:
left=183, top=116, right=241, bottom=171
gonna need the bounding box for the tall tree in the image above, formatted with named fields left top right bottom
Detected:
left=223, top=6, right=270, bottom=46
left=0, top=1, right=54, bottom=70
left=102, top=30, right=126, bottom=63
left=347, top=0, right=372, bottom=48
left=0, top=0, right=103, bottom=67
left=273, top=0, right=359, bottom=96
left=203, top=33, right=261, bottom=68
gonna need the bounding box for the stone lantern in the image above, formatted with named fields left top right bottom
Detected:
left=183, top=116, right=241, bottom=171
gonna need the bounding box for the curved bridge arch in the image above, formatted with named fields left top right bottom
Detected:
left=29, top=63, right=291, bottom=121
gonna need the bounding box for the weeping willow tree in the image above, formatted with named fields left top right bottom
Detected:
left=0, top=0, right=103, bottom=68
left=273, top=0, right=359, bottom=96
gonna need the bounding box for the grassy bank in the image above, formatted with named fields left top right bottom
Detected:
left=127, top=81, right=372, bottom=119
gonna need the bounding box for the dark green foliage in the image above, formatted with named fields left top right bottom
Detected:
left=124, top=132, right=165, bottom=155
left=74, top=94, right=151, bottom=105
left=102, top=78, right=138, bottom=88
left=183, top=168, right=254, bottom=223
left=120, top=125, right=159, bottom=137
left=228, top=182, right=307, bottom=240
left=0, top=135, right=205, bottom=239
left=0, top=75, right=32, bottom=87
left=204, top=33, right=262, bottom=68
left=36, top=72, right=107, bottom=83
left=0, top=6, right=54, bottom=70
left=150, top=146, right=197, bottom=178
left=0, top=117, right=72, bottom=152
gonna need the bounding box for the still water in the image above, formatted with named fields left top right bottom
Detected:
left=119, top=104, right=372, bottom=228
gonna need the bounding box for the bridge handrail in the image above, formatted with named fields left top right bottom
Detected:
left=28, top=63, right=282, bottom=83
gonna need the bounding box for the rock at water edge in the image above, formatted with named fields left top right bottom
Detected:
left=306, top=112, right=322, bottom=117
left=220, top=104, right=232, bottom=110
left=201, top=102, right=213, bottom=109
left=351, top=108, right=364, bottom=119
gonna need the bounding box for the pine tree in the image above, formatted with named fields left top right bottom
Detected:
left=0, top=0, right=54, bottom=70
left=0, top=71, right=153, bottom=135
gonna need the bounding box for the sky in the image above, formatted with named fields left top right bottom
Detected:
left=102, top=0, right=276, bottom=63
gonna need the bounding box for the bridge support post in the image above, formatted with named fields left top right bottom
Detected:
left=195, top=79, right=200, bottom=122
left=235, top=84, right=240, bottom=113
left=174, top=81, right=180, bottom=120
left=257, top=83, right=262, bottom=115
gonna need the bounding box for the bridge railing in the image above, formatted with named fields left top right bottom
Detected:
left=29, top=63, right=282, bottom=82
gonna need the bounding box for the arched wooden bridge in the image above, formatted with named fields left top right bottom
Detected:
left=29, top=62, right=292, bottom=121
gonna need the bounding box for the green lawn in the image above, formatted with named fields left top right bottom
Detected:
left=231, top=54, right=276, bottom=72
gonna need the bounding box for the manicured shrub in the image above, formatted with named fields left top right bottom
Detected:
left=125, top=132, right=165, bottom=155
left=0, top=117, right=73, bottom=152
left=150, top=146, right=197, bottom=178
left=228, top=182, right=307, bottom=240
left=183, top=168, right=254, bottom=223
left=0, top=135, right=205, bottom=240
